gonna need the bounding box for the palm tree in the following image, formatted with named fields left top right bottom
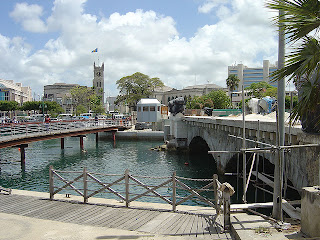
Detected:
left=267, top=0, right=320, bottom=132
left=226, top=74, right=240, bottom=108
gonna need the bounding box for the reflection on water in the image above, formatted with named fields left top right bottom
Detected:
left=0, top=134, right=219, bottom=205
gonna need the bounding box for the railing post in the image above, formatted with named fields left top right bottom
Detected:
left=213, top=174, right=219, bottom=212
left=172, top=171, right=176, bottom=211
left=83, top=167, right=88, bottom=203
left=49, top=165, right=54, bottom=200
left=125, top=169, right=129, bottom=207
left=223, top=188, right=231, bottom=230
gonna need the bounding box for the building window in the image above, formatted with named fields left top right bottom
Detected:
left=137, top=106, right=141, bottom=112
left=143, top=106, right=149, bottom=111
left=158, top=106, right=160, bottom=111
left=150, top=106, right=155, bottom=111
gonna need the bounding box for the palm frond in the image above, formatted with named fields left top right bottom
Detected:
left=266, top=0, right=320, bottom=43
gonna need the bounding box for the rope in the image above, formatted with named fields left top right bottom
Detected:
left=176, top=176, right=213, bottom=181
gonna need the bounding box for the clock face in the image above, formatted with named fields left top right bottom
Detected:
left=96, top=72, right=101, bottom=77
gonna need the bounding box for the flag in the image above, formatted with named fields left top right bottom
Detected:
left=92, top=48, right=98, bottom=53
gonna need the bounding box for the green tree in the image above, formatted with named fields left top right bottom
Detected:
left=207, top=90, right=231, bottom=109
left=267, top=0, right=320, bottom=130
left=45, top=101, right=64, bottom=116
left=70, top=86, right=104, bottom=114
left=20, top=101, right=42, bottom=111
left=0, top=101, right=19, bottom=112
left=186, top=96, right=204, bottom=109
left=245, top=81, right=277, bottom=98
left=226, top=74, right=240, bottom=106
left=285, top=95, right=298, bottom=109
left=115, top=72, right=164, bottom=109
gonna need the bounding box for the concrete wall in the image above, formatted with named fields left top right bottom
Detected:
left=301, top=187, right=320, bottom=237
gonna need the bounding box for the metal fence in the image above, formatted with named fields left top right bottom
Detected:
left=0, top=119, right=131, bottom=139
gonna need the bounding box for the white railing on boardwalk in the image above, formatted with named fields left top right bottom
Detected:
left=0, top=119, right=131, bottom=140
left=49, top=166, right=235, bottom=230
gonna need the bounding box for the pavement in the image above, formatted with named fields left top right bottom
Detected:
left=0, top=190, right=308, bottom=240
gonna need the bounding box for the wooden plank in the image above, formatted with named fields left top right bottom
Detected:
left=175, top=214, right=195, bottom=235
left=145, top=212, right=177, bottom=234
left=126, top=210, right=161, bottom=231
left=251, top=171, right=274, bottom=188
left=189, top=214, right=200, bottom=237
left=137, top=212, right=175, bottom=233
left=231, top=201, right=274, bottom=210
left=169, top=213, right=191, bottom=235
left=81, top=207, right=115, bottom=225
left=282, top=199, right=301, bottom=220
left=160, top=213, right=186, bottom=235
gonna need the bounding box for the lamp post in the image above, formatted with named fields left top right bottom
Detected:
left=39, top=95, right=47, bottom=119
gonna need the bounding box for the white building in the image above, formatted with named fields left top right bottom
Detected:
left=137, top=99, right=161, bottom=122
left=0, top=79, right=32, bottom=104
left=228, top=60, right=278, bottom=90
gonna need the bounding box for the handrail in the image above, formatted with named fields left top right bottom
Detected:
left=0, top=119, right=132, bottom=140
left=49, top=166, right=235, bottom=230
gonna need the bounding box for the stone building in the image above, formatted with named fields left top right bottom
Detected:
left=0, top=79, right=32, bottom=104
left=93, top=62, right=104, bottom=103
left=152, top=83, right=226, bottom=105
left=44, top=83, right=79, bottom=114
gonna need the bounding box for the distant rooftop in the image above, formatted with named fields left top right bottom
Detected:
left=183, top=83, right=224, bottom=90
left=137, top=98, right=161, bottom=105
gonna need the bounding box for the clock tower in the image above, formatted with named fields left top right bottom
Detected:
left=93, top=62, right=104, bottom=103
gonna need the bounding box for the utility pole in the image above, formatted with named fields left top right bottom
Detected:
left=273, top=4, right=285, bottom=221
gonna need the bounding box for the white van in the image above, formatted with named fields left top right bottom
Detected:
left=57, top=114, right=73, bottom=120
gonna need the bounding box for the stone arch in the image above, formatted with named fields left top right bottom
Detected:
left=189, top=136, right=210, bottom=154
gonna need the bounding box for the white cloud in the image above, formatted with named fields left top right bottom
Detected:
left=2, top=0, right=279, bottom=97
left=10, top=3, right=47, bottom=33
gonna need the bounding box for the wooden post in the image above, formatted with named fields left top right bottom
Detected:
left=125, top=169, right=129, bottom=207
left=112, top=131, right=116, bottom=147
left=213, top=174, right=219, bottom=213
left=49, top=165, right=54, bottom=200
left=20, top=146, right=26, bottom=166
left=172, top=171, right=176, bottom=211
left=80, top=136, right=84, bottom=150
left=83, top=167, right=88, bottom=203
left=61, top=138, right=65, bottom=149
left=96, top=132, right=99, bottom=143
left=223, top=189, right=231, bottom=230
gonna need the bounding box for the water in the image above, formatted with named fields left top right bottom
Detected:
left=0, top=134, right=219, bottom=206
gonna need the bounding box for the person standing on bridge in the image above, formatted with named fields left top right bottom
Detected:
left=45, top=115, right=51, bottom=131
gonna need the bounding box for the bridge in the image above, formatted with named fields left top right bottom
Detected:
left=0, top=119, right=131, bottom=165
left=165, top=114, right=320, bottom=191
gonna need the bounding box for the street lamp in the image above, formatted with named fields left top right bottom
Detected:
left=39, top=95, right=47, bottom=118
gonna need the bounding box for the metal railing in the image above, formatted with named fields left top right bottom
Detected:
left=0, top=119, right=131, bottom=140
left=49, top=166, right=235, bottom=229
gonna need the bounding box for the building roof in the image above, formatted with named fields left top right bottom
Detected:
left=183, top=83, right=224, bottom=90
left=153, top=85, right=174, bottom=92
left=137, top=98, right=161, bottom=105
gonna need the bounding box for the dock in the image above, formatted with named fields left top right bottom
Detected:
left=0, top=190, right=233, bottom=239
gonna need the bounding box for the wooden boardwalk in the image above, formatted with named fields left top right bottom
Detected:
left=0, top=193, right=233, bottom=239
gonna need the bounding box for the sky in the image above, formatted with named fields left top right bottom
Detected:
left=0, top=0, right=282, bottom=99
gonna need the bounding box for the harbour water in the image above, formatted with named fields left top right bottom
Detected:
left=0, top=133, right=221, bottom=205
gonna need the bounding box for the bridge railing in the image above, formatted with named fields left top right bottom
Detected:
left=0, top=119, right=132, bottom=139
left=49, top=166, right=235, bottom=229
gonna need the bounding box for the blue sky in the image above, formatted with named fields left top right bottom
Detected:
left=0, top=0, right=281, bottom=98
